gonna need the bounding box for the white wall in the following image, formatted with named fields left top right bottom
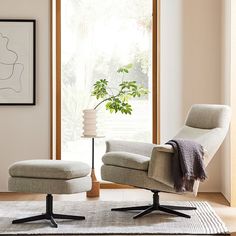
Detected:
left=230, top=0, right=236, bottom=205
left=160, top=0, right=222, bottom=192
left=221, top=0, right=231, bottom=202
left=0, top=0, right=51, bottom=191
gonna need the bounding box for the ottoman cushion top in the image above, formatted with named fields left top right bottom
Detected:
left=9, top=160, right=90, bottom=180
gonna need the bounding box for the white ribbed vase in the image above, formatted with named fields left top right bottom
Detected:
left=83, top=109, right=97, bottom=137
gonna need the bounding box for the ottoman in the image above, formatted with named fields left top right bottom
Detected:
left=8, top=160, right=92, bottom=228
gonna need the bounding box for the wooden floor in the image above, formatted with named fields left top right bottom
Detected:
left=1, top=189, right=236, bottom=234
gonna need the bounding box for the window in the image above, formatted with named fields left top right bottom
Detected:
left=55, top=0, right=160, bottom=179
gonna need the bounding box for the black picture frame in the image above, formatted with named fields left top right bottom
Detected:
left=0, top=19, right=36, bottom=105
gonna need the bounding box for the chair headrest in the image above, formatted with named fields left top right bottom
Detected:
left=185, top=104, right=231, bottom=129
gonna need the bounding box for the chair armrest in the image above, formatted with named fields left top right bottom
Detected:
left=105, top=140, right=157, bottom=157
left=153, top=144, right=174, bottom=153
left=148, top=144, right=208, bottom=195
left=148, top=145, right=174, bottom=187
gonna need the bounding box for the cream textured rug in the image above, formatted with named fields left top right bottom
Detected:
left=0, top=201, right=229, bottom=235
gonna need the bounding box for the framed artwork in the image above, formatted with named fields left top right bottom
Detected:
left=0, top=19, right=36, bottom=105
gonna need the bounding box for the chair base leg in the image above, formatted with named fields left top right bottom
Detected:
left=111, top=191, right=196, bottom=219
left=12, top=194, right=85, bottom=228
left=12, top=214, right=46, bottom=224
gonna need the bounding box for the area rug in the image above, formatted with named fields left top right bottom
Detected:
left=0, top=201, right=229, bottom=235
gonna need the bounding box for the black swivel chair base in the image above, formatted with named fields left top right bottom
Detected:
left=111, top=191, right=197, bottom=219
left=12, top=194, right=85, bottom=228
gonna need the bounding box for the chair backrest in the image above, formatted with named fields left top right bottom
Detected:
left=174, top=104, right=231, bottom=166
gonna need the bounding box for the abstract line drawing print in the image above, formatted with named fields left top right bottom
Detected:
left=0, top=33, right=24, bottom=93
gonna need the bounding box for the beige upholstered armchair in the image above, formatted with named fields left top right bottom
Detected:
left=101, top=104, right=231, bottom=219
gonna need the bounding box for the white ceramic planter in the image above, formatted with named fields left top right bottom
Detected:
left=83, top=109, right=97, bottom=137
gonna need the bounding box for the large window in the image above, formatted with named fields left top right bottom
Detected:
left=59, top=0, right=158, bottom=178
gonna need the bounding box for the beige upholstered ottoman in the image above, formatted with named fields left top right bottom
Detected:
left=8, top=160, right=92, bottom=228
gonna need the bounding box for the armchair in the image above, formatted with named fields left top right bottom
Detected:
left=101, top=104, right=231, bottom=219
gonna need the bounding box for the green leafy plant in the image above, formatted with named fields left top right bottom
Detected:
left=92, top=64, right=148, bottom=114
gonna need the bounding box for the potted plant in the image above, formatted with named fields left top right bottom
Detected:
left=83, top=64, right=148, bottom=136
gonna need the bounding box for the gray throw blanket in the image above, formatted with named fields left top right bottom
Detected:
left=166, top=139, right=207, bottom=192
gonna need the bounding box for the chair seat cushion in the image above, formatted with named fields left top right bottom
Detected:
left=9, top=160, right=90, bottom=180
left=102, top=151, right=150, bottom=171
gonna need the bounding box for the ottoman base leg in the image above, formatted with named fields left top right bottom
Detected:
left=12, top=194, right=85, bottom=228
